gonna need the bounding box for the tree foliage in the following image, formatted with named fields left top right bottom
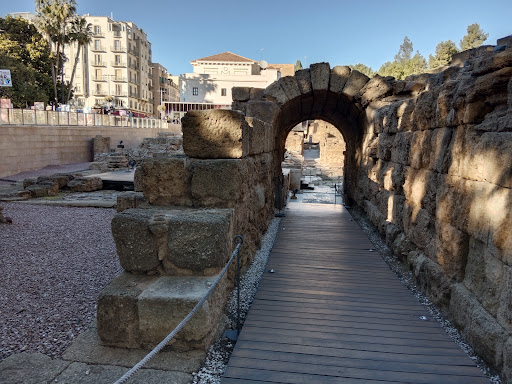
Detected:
left=349, top=63, right=375, bottom=78
left=377, top=37, right=427, bottom=80
left=460, top=23, right=489, bottom=51
left=428, top=40, right=459, bottom=69
left=0, top=16, right=53, bottom=106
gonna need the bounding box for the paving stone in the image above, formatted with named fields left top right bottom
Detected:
left=0, top=352, right=70, bottom=384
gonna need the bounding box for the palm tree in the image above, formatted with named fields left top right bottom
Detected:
left=66, top=16, right=92, bottom=104
left=35, top=0, right=76, bottom=104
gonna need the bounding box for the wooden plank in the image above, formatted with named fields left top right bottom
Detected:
left=221, top=203, right=487, bottom=383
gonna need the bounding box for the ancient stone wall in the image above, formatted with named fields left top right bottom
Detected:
left=308, top=120, right=346, bottom=177
left=358, top=46, right=512, bottom=380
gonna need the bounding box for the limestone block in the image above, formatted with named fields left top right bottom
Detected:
left=231, top=87, right=251, bottom=102
left=37, top=174, right=73, bottom=189
left=137, top=275, right=227, bottom=350
left=250, top=88, right=264, bottom=100
left=262, top=81, right=288, bottom=106
left=164, top=209, right=234, bottom=273
left=403, top=167, right=438, bottom=216
left=390, top=131, right=412, bottom=165
left=190, top=159, right=246, bottom=207
left=434, top=220, right=469, bottom=281
left=342, top=70, right=369, bottom=99
left=93, top=135, right=110, bottom=155
left=409, top=130, right=433, bottom=170
left=397, top=99, right=416, bottom=132
left=463, top=238, right=505, bottom=317
left=410, top=252, right=451, bottom=307
left=25, top=182, right=59, bottom=197
left=252, top=184, right=266, bottom=211
left=429, top=128, right=453, bottom=173
left=112, top=209, right=160, bottom=273
left=116, top=191, right=145, bottom=213
left=182, top=110, right=247, bottom=159
left=329, top=66, right=351, bottom=94
left=67, top=177, right=102, bottom=192
left=436, top=175, right=471, bottom=233
left=385, top=222, right=401, bottom=247
left=23, top=178, right=37, bottom=188
left=278, top=76, right=301, bottom=118
left=295, top=69, right=313, bottom=118
left=97, top=272, right=158, bottom=348
left=245, top=100, right=281, bottom=126
left=288, top=169, right=302, bottom=191
left=244, top=117, right=273, bottom=155
left=359, top=75, right=394, bottom=107
left=411, top=91, right=437, bottom=130
left=139, top=158, right=190, bottom=206
left=391, top=232, right=414, bottom=262
left=310, top=62, right=330, bottom=116
left=455, top=264, right=509, bottom=365
left=402, top=205, right=435, bottom=252
left=377, top=132, right=394, bottom=161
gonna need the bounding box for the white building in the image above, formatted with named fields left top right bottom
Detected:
left=63, top=15, right=154, bottom=116
left=179, top=52, right=285, bottom=105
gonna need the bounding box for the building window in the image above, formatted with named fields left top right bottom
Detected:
left=193, top=87, right=198, bottom=96
left=221, top=88, right=227, bottom=97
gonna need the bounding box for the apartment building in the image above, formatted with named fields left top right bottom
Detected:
left=64, top=16, right=154, bottom=116
left=152, top=63, right=179, bottom=117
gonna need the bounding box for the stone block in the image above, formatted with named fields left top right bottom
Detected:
left=182, top=110, right=247, bottom=159
left=503, top=337, right=512, bottom=384
left=295, top=69, right=313, bottom=119
left=329, top=65, right=351, bottom=94
left=429, top=128, right=453, bottom=173
left=434, top=220, right=469, bottom=281
left=37, top=173, right=73, bottom=189
left=390, top=131, right=412, bottom=165
left=97, top=272, right=158, bottom=348
left=409, top=130, right=433, bottom=169
left=410, top=252, right=451, bottom=307
left=310, top=62, right=330, bottom=115
left=0, top=352, right=70, bottom=384
left=112, top=209, right=161, bottom=273
left=116, top=191, right=145, bottom=213
left=245, top=100, right=281, bottom=126
left=343, top=69, right=370, bottom=99
left=244, top=117, right=272, bottom=155
left=464, top=238, right=505, bottom=317
left=231, top=87, right=251, bottom=101
left=137, top=275, right=228, bottom=351
left=139, top=158, right=190, bottom=206
left=25, top=182, right=59, bottom=197
left=190, top=159, right=247, bottom=207
left=403, top=167, right=438, bottom=216
left=164, top=208, right=234, bottom=273
left=359, top=75, right=393, bottom=107
left=262, top=80, right=288, bottom=106
left=278, top=76, right=302, bottom=118
left=68, top=177, right=103, bottom=192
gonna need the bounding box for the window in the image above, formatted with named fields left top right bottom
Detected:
left=94, top=26, right=100, bottom=35
left=221, top=88, right=227, bottom=97
left=193, top=87, right=198, bottom=96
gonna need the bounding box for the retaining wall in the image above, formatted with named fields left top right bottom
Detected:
left=0, top=125, right=180, bottom=178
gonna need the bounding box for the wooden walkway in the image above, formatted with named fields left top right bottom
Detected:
left=222, top=203, right=489, bottom=383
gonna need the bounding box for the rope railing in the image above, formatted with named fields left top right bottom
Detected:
left=113, top=235, right=244, bottom=384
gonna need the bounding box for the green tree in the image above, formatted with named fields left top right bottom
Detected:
left=349, top=63, right=375, bottom=78
left=66, top=16, right=92, bottom=103
left=428, top=40, right=459, bottom=69
left=35, top=0, right=77, bottom=104
left=460, top=23, right=489, bottom=51
left=394, top=36, right=413, bottom=63
left=377, top=37, right=427, bottom=80
left=0, top=16, right=53, bottom=105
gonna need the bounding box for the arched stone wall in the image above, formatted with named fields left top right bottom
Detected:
left=98, top=41, right=512, bottom=381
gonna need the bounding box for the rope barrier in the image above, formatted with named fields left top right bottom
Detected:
left=113, top=235, right=244, bottom=384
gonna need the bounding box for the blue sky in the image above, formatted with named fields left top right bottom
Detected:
left=2, top=0, right=511, bottom=76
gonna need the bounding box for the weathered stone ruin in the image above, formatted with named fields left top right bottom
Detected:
left=98, top=36, right=512, bottom=381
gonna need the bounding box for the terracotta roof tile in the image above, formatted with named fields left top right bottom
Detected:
left=191, top=51, right=256, bottom=63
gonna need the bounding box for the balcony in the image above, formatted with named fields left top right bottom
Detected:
left=92, top=31, right=105, bottom=38
left=91, top=45, right=106, bottom=52
left=128, top=47, right=139, bottom=56
left=113, top=31, right=122, bottom=37
left=129, top=78, right=138, bottom=85
left=128, top=62, right=139, bottom=70
left=112, top=76, right=127, bottom=82
left=92, top=90, right=108, bottom=96
left=92, top=75, right=107, bottom=81
left=114, top=92, right=127, bottom=97
left=129, top=91, right=140, bottom=98
left=91, top=61, right=106, bottom=67
left=111, top=45, right=126, bottom=52
left=111, top=61, right=127, bottom=67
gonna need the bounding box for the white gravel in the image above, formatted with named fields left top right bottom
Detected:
left=192, top=217, right=281, bottom=384
left=0, top=203, right=122, bottom=360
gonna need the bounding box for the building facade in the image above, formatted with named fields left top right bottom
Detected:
left=63, top=16, right=154, bottom=116
left=179, top=52, right=284, bottom=105
left=152, top=63, right=179, bottom=117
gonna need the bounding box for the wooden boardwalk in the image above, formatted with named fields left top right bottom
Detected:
left=222, top=203, right=489, bottom=383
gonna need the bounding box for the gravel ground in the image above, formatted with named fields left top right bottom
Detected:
left=0, top=203, right=122, bottom=360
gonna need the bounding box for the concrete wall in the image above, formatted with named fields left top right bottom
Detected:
left=0, top=124, right=180, bottom=178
